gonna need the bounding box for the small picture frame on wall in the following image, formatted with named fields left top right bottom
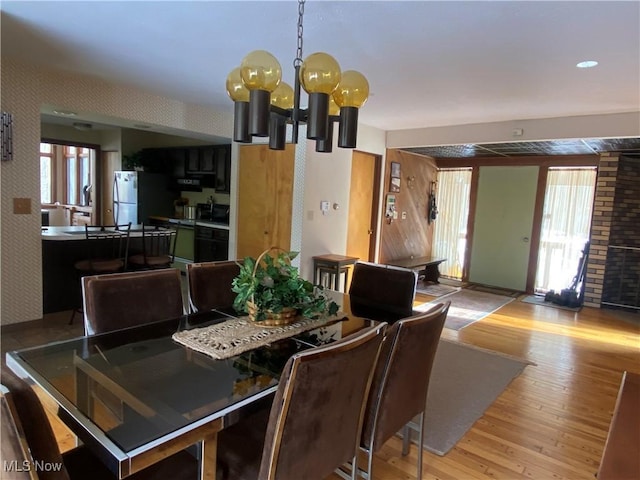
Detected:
left=390, top=161, right=401, bottom=178
left=389, top=176, right=401, bottom=193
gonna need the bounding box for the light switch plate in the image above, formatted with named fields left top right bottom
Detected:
left=320, top=201, right=330, bottom=215
left=13, top=197, right=31, bottom=214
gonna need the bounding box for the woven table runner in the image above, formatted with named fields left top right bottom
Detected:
left=172, top=313, right=346, bottom=360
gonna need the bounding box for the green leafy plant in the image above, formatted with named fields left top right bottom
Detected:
left=232, top=250, right=339, bottom=322
left=122, top=150, right=144, bottom=171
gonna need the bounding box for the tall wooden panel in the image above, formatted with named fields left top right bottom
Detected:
left=101, top=151, right=119, bottom=225
left=379, top=150, right=438, bottom=263
left=347, top=151, right=379, bottom=262
left=237, top=144, right=294, bottom=258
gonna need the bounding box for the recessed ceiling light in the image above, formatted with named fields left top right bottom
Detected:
left=576, top=60, right=598, bottom=68
left=52, top=110, right=78, bottom=116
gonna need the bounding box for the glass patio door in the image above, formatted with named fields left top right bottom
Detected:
left=535, top=167, right=597, bottom=293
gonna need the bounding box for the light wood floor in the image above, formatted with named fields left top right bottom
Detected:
left=3, top=297, right=639, bottom=480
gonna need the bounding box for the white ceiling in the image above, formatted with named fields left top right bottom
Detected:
left=2, top=1, right=639, bottom=134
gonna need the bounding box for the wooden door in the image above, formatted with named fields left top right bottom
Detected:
left=237, top=144, right=294, bottom=258
left=101, top=151, right=119, bottom=225
left=347, top=151, right=380, bottom=262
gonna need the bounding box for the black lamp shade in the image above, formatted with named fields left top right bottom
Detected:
left=306, top=92, right=330, bottom=140
left=316, top=118, right=336, bottom=153
left=233, top=101, right=251, bottom=143
left=338, top=106, right=359, bottom=148
left=249, top=89, right=270, bottom=137
left=269, top=113, right=287, bottom=150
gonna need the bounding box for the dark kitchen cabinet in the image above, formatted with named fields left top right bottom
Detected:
left=186, top=147, right=215, bottom=174
left=214, top=145, right=231, bottom=193
left=194, top=225, right=229, bottom=262
left=142, top=147, right=186, bottom=176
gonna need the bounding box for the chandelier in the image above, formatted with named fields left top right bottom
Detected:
left=225, top=0, right=369, bottom=153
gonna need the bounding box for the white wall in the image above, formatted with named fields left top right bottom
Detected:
left=298, top=123, right=386, bottom=281
left=0, top=57, right=233, bottom=324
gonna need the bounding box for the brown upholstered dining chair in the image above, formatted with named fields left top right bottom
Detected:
left=82, top=268, right=184, bottom=335
left=216, top=322, right=387, bottom=480
left=339, top=302, right=449, bottom=480
left=348, top=261, right=418, bottom=318
left=128, top=224, right=178, bottom=270
left=0, top=366, right=198, bottom=480
left=186, top=260, right=240, bottom=313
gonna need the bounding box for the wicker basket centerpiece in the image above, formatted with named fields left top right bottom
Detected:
left=232, top=247, right=339, bottom=327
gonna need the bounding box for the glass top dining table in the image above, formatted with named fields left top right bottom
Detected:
left=5, top=291, right=407, bottom=480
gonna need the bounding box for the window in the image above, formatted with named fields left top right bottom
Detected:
left=432, top=168, right=472, bottom=279
left=40, top=143, right=53, bottom=203
left=40, top=142, right=95, bottom=206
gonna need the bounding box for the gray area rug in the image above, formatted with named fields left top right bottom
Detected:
left=415, top=282, right=460, bottom=297
left=415, top=288, right=515, bottom=330
left=419, top=339, right=530, bottom=455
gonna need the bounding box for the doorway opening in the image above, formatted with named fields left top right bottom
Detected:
left=535, top=167, right=597, bottom=293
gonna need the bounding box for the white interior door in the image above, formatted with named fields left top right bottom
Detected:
left=469, top=166, right=539, bottom=291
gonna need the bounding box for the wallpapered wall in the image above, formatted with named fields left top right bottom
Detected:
left=0, top=57, right=233, bottom=324
left=0, top=57, right=387, bottom=325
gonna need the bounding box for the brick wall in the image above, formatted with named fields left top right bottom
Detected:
left=584, top=154, right=640, bottom=309
left=601, top=156, right=640, bottom=309
left=583, top=154, right=618, bottom=307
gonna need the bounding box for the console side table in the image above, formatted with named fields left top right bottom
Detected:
left=312, top=254, right=359, bottom=292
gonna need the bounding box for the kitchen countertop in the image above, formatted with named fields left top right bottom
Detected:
left=41, top=225, right=147, bottom=240
left=149, top=216, right=230, bottom=230
left=42, top=218, right=230, bottom=240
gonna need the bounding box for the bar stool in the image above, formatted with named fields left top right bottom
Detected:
left=312, top=254, right=359, bottom=292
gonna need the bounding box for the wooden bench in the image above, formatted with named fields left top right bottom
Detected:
left=597, top=371, right=640, bottom=480
left=386, top=256, right=446, bottom=284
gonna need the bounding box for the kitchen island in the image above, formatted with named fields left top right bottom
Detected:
left=42, top=225, right=144, bottom=313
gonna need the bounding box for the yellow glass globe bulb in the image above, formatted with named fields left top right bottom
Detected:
left=225, top=67, right=250, bottom=102
left=299, top=52, right=341, bottom=95
left=270, top=82, right=294, bottom=109
left=333, top=70, right=370, bottom=108
left=328, top=95, right=340, bottom=116
left=240, top=50, right=282, bottom=92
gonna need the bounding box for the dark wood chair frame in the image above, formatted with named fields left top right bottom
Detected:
left=128, top=224, right=178, bottom=270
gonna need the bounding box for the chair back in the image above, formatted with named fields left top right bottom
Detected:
left=75, top=223, right=131, bottom=273
left=349, top=261, right=418, bottom=317
left=82, top=268, right=184, bottom=335
left=1, top=367, right=70, bottom=480
left=186, top=260, right=240, bottom=313
left=361, top=302, right=449, bottom=452
left=129, top=224, right=177, bottom=269
left=258, top=323, right=386, bottom=480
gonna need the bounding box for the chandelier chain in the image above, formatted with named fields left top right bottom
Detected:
left=294, top=0, right=305, bottom=67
